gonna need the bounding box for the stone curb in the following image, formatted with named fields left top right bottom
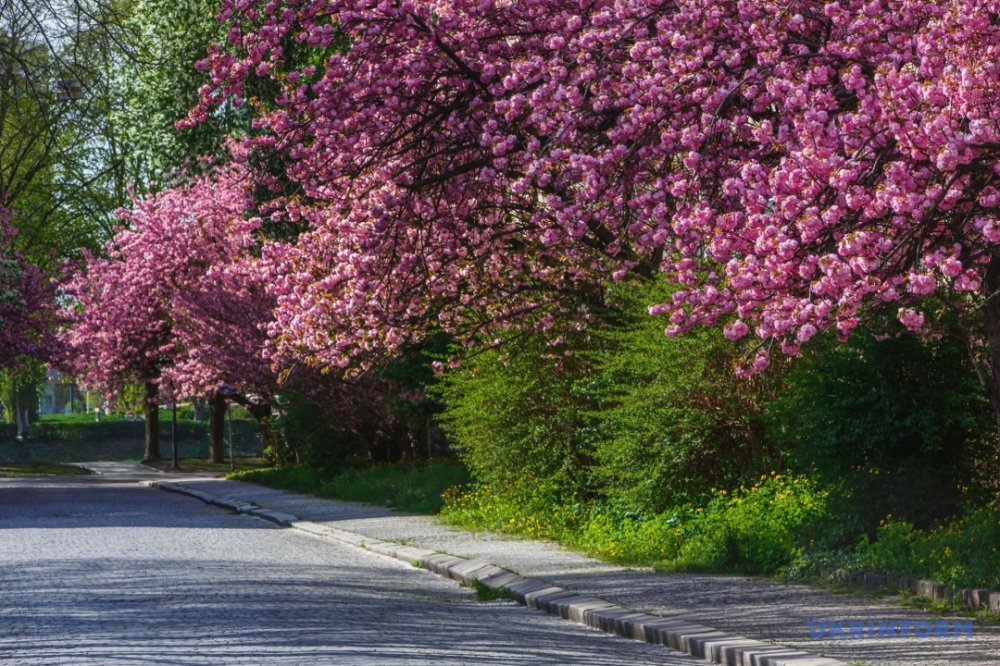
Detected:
left=147, top=479, right=847, bottom=666
left=830, top=569, right=1000, bottom=614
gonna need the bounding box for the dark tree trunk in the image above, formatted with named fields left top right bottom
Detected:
left=142, top=381, right=161, bottom=461
left=976, top=257, right=1000, bottom=467
left=208, top=392, right=226, bottom=464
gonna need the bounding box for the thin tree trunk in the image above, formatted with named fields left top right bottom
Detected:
left=977, top=257, right=1000, bottom=471
left=208, top=392, right=226, bottom=464
left=142, top=381, right=161, bottom=461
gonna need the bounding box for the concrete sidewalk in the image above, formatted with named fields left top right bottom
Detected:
left=150, top=477, right=998, bottom=666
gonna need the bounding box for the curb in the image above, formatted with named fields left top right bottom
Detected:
left=148, top=479, right=847, bottom=666
left=825, top=568, right=1000, bottom=615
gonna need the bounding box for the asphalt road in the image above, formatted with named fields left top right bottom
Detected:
left=0, top=475, right=697, bottom=665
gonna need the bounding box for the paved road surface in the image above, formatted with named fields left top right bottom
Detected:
left=0, top=474, right=698, bottom=665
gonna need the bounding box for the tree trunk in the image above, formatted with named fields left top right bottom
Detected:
left=977, top=257, right=1000, bottom=471
left=142, top=381, right=161, bottom=461
left=208, top=392, right=226, bottom=464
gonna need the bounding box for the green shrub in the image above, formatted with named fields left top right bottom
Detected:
left=854, top=507, right=1000, bottom=589
left=433, top=335, right=600, bottom=502
left=434, top=280, right=787, bottom=514
left=767, top=330, right=997, bottom=535
left=673, top=474, right=831, bottom=573
left=589, top=284, right=786, bottom=512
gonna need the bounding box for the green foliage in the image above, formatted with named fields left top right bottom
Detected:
left=432, top=334, right=600, bottom=503
left=267, top=388, right=366, bottom=468
left=118, top=0, right=237, bottom=185
left=669, top=474, right=831, bottom=573
left=468, top=579, right=516, bottom=602
left=767, top=330, right=998, bottom=533
left=852, top=508, right=1000, bottom=589
left=231, top=459, right=469, bottom=514
left=434, top=280, right=785, bottom=513
left=0, top=364, right=44, bottom=425
left=442, top=473, right=832, bottom=575
left=589, top=283, right=784, bottom=511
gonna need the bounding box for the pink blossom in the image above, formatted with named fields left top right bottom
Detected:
left=898, top=308, right=926, bottom=332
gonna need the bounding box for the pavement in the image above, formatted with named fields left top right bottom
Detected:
left=146, top=472, right=1000, bottom=666
left=0, top=471, right=702, bottom=665
left=3, top=462, right=997, bottom=665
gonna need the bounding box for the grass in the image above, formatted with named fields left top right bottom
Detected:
left=229, top=458, right=470, bottom=514
left=468, top=579, right=516, bottom=602
left=0, top=462, right=91, bottom=477
left=145, top=456, right=271, bottom=474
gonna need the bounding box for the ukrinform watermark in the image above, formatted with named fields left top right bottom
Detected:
left=806, top=619, right=973, bottom=639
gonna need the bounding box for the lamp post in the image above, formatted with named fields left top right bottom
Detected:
left=218, top=385, right=238, bottom=471
left=171, top=401, right=180, bottom=471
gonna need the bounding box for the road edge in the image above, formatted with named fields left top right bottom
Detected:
left=147, top=479, right=846, bottom=666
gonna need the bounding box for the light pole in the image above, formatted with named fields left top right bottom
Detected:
left=219, top=385, right=238, bottom=471
left=171, top=401, right=180, bottom=471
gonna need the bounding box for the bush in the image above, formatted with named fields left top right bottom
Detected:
left=589, top=283, right=786, bottom=512
left=768, top=330, right=998, bottom=535
left=672, top=474, right=831, bottom=573
left=434, top=280, right=787, bottom=513
left=853, top=507, right=1000, bottom=589
left=433, top=335, right=600, bottom=503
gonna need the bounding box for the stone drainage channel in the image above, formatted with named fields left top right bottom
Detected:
left=148, top=479, right=844, bottom=666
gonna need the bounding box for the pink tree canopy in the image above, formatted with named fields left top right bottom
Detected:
left=188, top=1, right=1000, bottom=416
left=0, top=207, right=55, bottom=367
left=188, top=0, right=691, bottom=370
left=64, top=160, right=275, bottom=404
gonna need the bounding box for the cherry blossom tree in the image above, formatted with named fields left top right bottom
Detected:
left=186, top=0, right=687, bottom=371
left=64, top=159, right=275, bottom=461
left=637, top=1, right=1000, bottom=428
left=188, top=1, right=1000, bottom=432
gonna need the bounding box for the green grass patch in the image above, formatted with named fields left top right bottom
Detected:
left=145, top=457, right=271, bottom=474
left=230, top=458, right=470, bottom=514
left=442, top=473, right=832, bottom=575
left=0, top=462, right=91, bottom=476
left=468, top=579, right=515, bottom=602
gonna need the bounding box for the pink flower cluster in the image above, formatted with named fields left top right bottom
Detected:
left=650, top=0, right=1000, bottom=372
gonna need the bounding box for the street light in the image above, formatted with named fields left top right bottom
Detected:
left=171, top=401, right=180, bottom=471
left=218, top=385, right=238, bottom=472
left=55, top=78, right=83, bottom=102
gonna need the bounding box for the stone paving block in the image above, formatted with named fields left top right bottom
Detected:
left=445, top=559, right=495, bottom=584
left=477, top=570, right=525, bottom=590
left=565, top=599, right=620, bottom=625
left=466, top=564, right=506, bottom=581
left=419, top=554, right=466, bottom=577
left=511, top=580, right=561, bottom=606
